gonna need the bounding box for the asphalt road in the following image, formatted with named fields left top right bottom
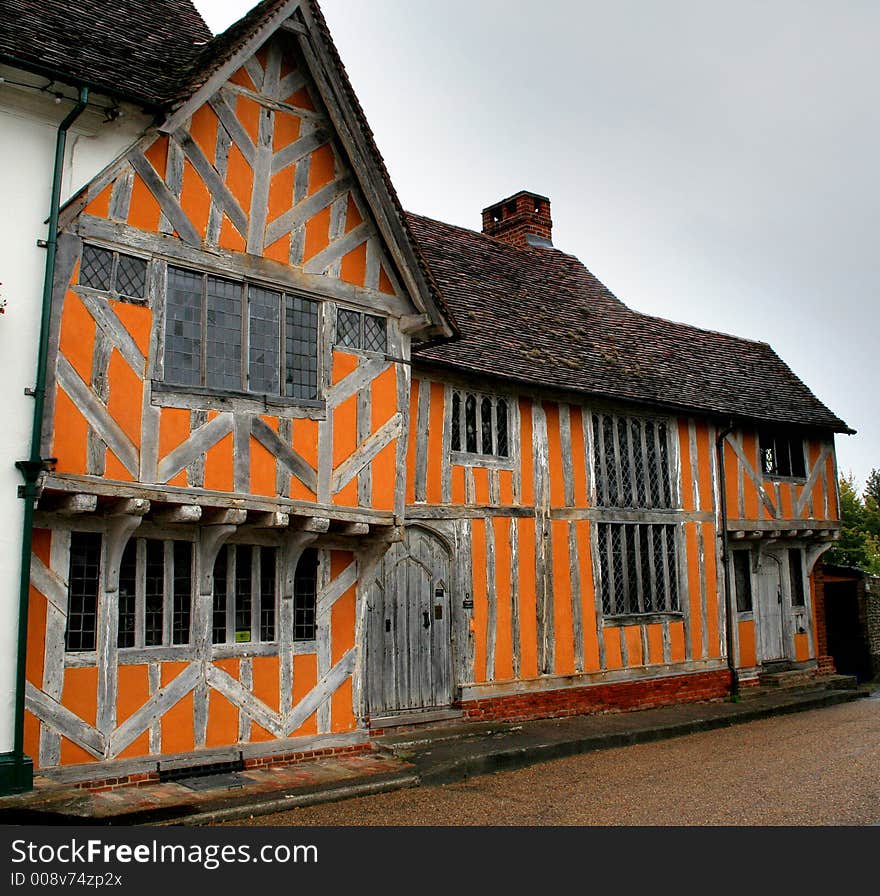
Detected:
left=223, top=691, right=880, bottom=826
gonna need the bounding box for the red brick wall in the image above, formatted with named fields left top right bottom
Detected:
left=811, top=567, right=836, bottom=674
left=460, top=670, right=732, bottom=723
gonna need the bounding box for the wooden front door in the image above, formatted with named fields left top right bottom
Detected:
left=366, top=527, right=453, bottom=717
left=757, top=555, right=786, bottom=661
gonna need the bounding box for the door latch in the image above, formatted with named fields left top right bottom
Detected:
left=423, top=610, right=430, bottom=629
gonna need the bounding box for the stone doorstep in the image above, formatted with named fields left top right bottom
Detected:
left=740, top=672, right=859, bottom=701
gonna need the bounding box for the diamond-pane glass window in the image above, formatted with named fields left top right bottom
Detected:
left=450, top=390, right=510, bottom=459
left=116, top=253, right=147, bottom=299
left=481, top=397, right=493, bottom=454
left=248, top=286, right=281, bottom=395
left=80, top=244, right=114, bottom=291
left=79, top=243, right=147, bottom=300
left=336, top=308, right=360, bottom=348
left=592, top=413, right=676, bottom=509
left=496, top=399, right=508, bottom=457
left=596, top=522, right=680, bottom=616
left=465, top=394, right=477, bottom=453
left=364, top=314, right=386, bottom=353
left=66, top=532, right=101, bottom=652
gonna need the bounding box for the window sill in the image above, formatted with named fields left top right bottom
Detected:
left=450, top=450, right=514, bottom=470
left=762, top=475, right=808, bottom=485
left=603, top=612, right=684, bottom=626
left=151, top=380, right=326, bottom=418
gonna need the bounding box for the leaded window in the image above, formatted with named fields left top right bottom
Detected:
left=212, top=544, right=278, bottom=645
left=117, top=538, right=193, bottom=648
left=293, top=549, right=319, bottom=641
left=760, top=430, right=806, bottom=479
left=732, top=550, right=753, bottom=613
left=592, top=413, right=676, bottom=508
left=164, top=266, right=320, bottom=401
left=79, top=243, right=148, bottom=301
left=596, top=523, right=680, bottom=617
left=450, top=390, right=509, bottom=459
left=334, top=307, right=387, bottom=354
left=65, top=532, right=102, bottom=652
left=788, top=548, right=806, bottom=607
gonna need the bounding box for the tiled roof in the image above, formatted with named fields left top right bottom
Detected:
left=0, top=0, right=210, bottom=107
left=407, top=212, right=851, bottom=433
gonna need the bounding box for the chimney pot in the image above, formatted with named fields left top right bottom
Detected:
left=482, top=190, right=553, bottom=249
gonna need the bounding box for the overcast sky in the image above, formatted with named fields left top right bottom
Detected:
left=194, top=0, right=879, bottom=491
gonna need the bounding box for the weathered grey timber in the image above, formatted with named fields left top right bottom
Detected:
left=484, top=518, right=497, bottom=681
left=159, top=136, right=185, bottom=235
left=414, top=378, right=431, bottom=503
left=25, top=684, right=104, bottom=759
left=567, top=522, right=585, bottom=672
left=531, top=401, right=554, bottom=674
left=87, top=329, right=113, bottom=476
left=76, top=214, right=411, bottom=317
left=108, top=167, right=134, bottom=223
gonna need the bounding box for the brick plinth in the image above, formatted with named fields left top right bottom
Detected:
left=71, top=743, right=374, bottom=792
left=460, top=670, right=732, bottom=723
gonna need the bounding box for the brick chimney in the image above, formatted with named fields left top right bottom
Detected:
left=481, top=190, right=553, bottom=249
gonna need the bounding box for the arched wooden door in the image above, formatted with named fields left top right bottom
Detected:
left=366, top=527, right=453, bottom=718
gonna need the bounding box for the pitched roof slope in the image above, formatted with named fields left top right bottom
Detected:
left=0, top=0, right=210, bottom=107
left=408, top=212, right=850, bottom=433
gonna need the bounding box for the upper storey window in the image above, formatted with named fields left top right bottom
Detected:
left=592, top=412, right=677, bottom=509
left=760, top=429, right=806, bottom=479
left=79, top=243, right=147, bottom=302
left=164, top=266, right=320, bottom=401
left=451, top=390, right=509, bottom=459
left=335, top=307, right=387, bottom=354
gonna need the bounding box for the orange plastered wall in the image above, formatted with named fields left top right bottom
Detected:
left=738, top=620, right=757, bottom=667
left=516, top=517, right=538, bottom=678
left=550, top=519, right=575, bottom=674
left=544, top=403, right=566, bottom=507
left=491, top=517, right=514, bottom=681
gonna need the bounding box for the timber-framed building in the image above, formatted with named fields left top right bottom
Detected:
left=2, top=0, right=850, bottom=788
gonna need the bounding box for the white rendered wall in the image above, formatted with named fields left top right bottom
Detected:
left=0, top=75, right=149, bottom=756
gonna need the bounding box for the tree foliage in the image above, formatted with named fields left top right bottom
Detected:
left=825, top=470, right=880, bottom=574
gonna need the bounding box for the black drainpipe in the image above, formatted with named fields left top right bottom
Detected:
left=715, top=420, right=739, bottom=700
left=5, top=86, right=89, bottom=795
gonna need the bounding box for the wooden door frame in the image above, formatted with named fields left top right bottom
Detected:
left=364, top=523, right=456, bottom=718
